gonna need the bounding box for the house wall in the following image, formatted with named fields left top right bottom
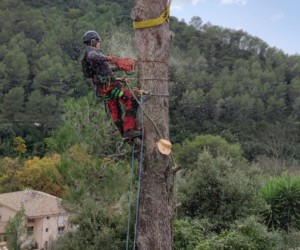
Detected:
left=33, top=214, right=69, bottom=249
left=32, top=218, right=43, bottom=248
left=0, top=205, right=17, bottom=234
left=0, top=204, right=69, bottom=249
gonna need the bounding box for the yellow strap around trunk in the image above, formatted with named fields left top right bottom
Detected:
left=133, top=4, right=171, bottom=29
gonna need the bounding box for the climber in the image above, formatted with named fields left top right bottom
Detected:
left=81, top=30, right=141, bottom=140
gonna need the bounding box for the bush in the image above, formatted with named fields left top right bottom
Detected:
left=50, top=199, right=127, bottom=250
left=173, top=219, right=209, bottom=250
left=196, top=216, right=283, bottom=250
left=259, top=174, right=300, bottom=231
left=173, top=217, right=283, bottom=250
left=283, top=230, right=300, bottom=249
left=174, top=134, right=244, bottom=172
left=178, top=150, right=259, bottom=223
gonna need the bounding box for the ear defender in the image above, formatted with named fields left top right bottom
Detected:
left=91, top=38, right=97, bottom=46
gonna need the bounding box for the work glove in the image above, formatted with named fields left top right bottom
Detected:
left=107, top=56, right=135, bottom=72
left=106, top=56, right=118, bottom=64
left=116, top=58, right=135, bottom=72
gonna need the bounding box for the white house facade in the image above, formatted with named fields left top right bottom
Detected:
left=0, top=190, right=70, bottom=249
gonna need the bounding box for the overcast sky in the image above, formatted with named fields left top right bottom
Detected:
left=171, top=0, right=300, bottom=55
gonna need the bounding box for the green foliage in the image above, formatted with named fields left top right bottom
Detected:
left=0, top=123, right=15, bottom=155
left=2, top=46, right=30, bottom=91
left=50, top=143, right=135, bottom=249
left=0, top=0, right=135, bottom=156
left=173, top=219, right=208, bottom=250
left=175, top=135, right=262, bottom=224
left=257, top=122, right=300, bottom=162
left=32, top=55, right=69, bottom=96
left=1, top=0, right=300, bottom=248
left=173, top=217, right=283, bottom=250
left=50, top=199, right=126, bottom=250
left=45, top=93, right=118, bottom=156
left=29, top=92, right=61, bottom=129
left=169, top=16, right=300, bottom=159
left=178, top=150, right=258, bottom=222
left=5, top=207, right=26, bottom=250
left=196, top=217, right=283, bottom=250
left=2, top=87, right=25, bottom=120
left=58, top=144, right=132, bottom=206
left=283, top=230, right=300, bottom=249
left=174, top=134, right=244, bottom=170
left=259, top=174, right=300, bottom=231
left=1, top=0, right=300, bottom=161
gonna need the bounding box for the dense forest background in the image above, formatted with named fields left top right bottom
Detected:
left=1, top=0, right=300, bottom=249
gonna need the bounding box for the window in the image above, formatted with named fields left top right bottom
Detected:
left=27, top=226, right=34, bottom=236
left=58, top=226, right=65, bottom=235
left=46, top=228, right=49, bottom=232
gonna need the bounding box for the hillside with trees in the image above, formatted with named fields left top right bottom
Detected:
left=1, top=0, right=300, bottom=249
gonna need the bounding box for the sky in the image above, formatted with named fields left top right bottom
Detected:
left=171, top=0, right=300, bottom=55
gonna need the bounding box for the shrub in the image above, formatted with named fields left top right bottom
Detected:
left=173, top=219, right=209, bottom=250
left=173, top=217, right=283, bottom=250
left=174, top=134, right=244, bottom=172
left=196, top=216, right=283, bottom=250
left=178, top=150, right=258, bottom=223
left=259, top=174, right=300, bottom=231
left=50, top=199, right=126, bottom=250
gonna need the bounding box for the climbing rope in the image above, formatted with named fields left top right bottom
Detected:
left=126, top=144, right=136, bottom=250
left=124, top=89, right=145, bottom=250
left=133, top=92, right=145, bottom=250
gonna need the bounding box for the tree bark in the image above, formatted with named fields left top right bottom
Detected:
left=132, top=1, right=174, bottom=249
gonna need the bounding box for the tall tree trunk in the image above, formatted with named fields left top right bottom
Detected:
left=132, top=1, right=174, bottom=249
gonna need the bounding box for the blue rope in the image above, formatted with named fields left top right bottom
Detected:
left=133, top=96, right=145, bottom=250
left=126, top=144, right=136, bottom=250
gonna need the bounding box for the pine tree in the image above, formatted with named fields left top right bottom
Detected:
left=132, top=0, right=174, bottom=249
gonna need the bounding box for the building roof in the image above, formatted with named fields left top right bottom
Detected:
left=0, top=190, right=67, bottom=218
